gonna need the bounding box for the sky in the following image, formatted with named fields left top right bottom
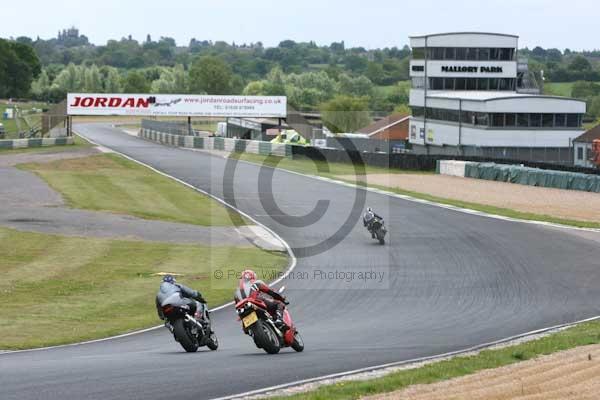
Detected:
left=1, top=0, right=598, bottom=50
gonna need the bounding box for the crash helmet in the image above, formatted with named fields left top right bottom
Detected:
left=162, top=274, right=176, bottom=284
left=241, top=269, right=257, bottom=283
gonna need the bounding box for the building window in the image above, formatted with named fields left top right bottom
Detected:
left=530, top=113, right=542, bottom=127
left=542, top=114, right=554, bottom=127
left=456, top=48, right=467, bottom=60
left=499, top=48, right=513, bottom=60
left=455, top=78, right=466, bottom=90
left=577, top=147, right=584, bottom=160
left=479, top=48, right=490, bottom=60
left=491, top=113, right=505, bottom=127
left=431, top=47, right=445, bottom=59
left=517, top=113, right=529, bottom=127
left=412, top=48, right=425, bottom=59
left=430, top=78, right=444, bottom=90
left=555, top=114, right=566, bottom=127
left=466, top=78, right=477, bottom=90
left=466, top=48, right=478, bottom=60
left=567, top=114, right=579, bottom=127
left=412, top=107, right=424, bottom=117
left=443, top=78, right=454, bottom=90
left=489, top=78, right=499, bottom=90
left=505, top=113, right=516, bottom=127
left=475, top=113, right=489, bottom=126
left=478, top=79, right=489, bottom=90
left=445, top=48, right=456, bottom=60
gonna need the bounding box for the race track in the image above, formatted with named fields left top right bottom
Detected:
left=1, top=123, right=599, bottom=400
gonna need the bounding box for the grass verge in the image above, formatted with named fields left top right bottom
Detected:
left=233, top=153, right=600, bottom=230
left=233, top=152, right=431, bottom=178
left=19, top=153, right=245, bottom=226
left=269, top=319, right=600, bottom=400
left=0, top=226, right=288, bottom=350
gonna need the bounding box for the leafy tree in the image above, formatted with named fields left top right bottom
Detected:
left=104, top=67, right=123, bottom=93
left=84, top=64, right=102, bottom=92
left=188, top=56, right=232, bottom=94
left=569, top=55, right=592, bottom=71
left=53, top=63, right=83, bottom=92
left=123, top=70, right=150, bottom=93
left=0, top=39, right=42, bottom=98
left=320, top=95, right=371, bottom=133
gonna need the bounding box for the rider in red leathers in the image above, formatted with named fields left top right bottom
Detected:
left=234, top=269, right=289, bottom=331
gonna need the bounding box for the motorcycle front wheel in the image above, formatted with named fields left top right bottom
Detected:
left=173, top=319, right=199, bottom=353
left=291, top=331, right=304, bottom=352
left=252, top=320, right=280, bottom=354
left=207, top=332, right=219, bottom=351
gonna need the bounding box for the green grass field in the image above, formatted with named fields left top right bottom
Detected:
left=233, top=152, right=431, bottom=179
left=543, top=82, right=575, bottom=97
left=0, top=226, right=287, bottom=349
left=375, top=81, right=410, bottom=97
left=271, top=319, right=600, bottom=400
left=19, top=153, right=245, bottom=226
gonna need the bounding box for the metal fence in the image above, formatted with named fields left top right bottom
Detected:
left=411, top=144, right=574, bottom=165
left=141, top=119, right=192, bottom=136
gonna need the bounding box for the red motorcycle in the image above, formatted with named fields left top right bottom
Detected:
left=235, top=287, right=304, bottom=354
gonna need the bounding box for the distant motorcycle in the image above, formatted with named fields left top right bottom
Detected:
left=368, top=217, right=387, bottom=245
left=159, top=293, right=218, bottom=352
left=235, top=287, right=303, bottom=354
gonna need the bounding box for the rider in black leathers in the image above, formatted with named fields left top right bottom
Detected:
left=363, top=207, right=384, bottom=238
left=155, top=275, right=207, bottom=321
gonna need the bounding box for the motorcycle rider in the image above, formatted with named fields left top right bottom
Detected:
left=234, top=269, right=289, bottom=331
left=156, top=275, right=211, bottom=329
left=363, top=207, right=384, bottom=238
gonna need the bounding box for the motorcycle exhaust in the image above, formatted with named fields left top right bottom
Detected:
left=184, top=314, right=206, bottom=335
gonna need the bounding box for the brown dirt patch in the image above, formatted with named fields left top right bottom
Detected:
left=362, top=344, right=600, bottom=400
left=338, top=174, right=600, bottom=224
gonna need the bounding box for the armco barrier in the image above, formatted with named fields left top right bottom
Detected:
left=139, top=128, right=289, bottom=157
left=0, top=137, right=73, bottom=150
left=438, top=160, right=600, bottom=193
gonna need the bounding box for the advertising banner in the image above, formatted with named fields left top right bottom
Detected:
left=67, top=93, right=287, bottom=117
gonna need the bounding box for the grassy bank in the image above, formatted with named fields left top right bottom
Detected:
left=19, top=153, right=245, bottom=226
left=233, top=153, right=600, bottom=229
left=270, top=319, right=600, bottom=400
left=0, top=227, right=287, bottom=350
left=233, top=152, right=431, bottom=178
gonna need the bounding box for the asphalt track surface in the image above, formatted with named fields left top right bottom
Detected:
left=1, top=123, right=599, bottom=400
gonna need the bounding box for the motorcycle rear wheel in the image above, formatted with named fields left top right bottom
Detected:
left=173, top=319, right=199, bottom=353
left=252, top=320, right=280, bottom=354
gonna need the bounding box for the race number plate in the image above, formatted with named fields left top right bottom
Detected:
left=242, top=312, right=258, bottom=328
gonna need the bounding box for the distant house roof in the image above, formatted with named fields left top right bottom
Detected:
left=574, top=125, right=600, bottom=143
left=357, top=113, right=409, bottom=137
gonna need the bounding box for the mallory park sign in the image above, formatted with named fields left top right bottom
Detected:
left=441, top=66, right=504, bottom=73
left=67, top=93, right=287, bottom=118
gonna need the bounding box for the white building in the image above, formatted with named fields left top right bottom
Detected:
left=408, top=32, right=586, bottom=155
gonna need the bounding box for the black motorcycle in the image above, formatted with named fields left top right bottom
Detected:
left=369, top=218, right=387, bottom=245
left=159, top=293, right=219, bottom=352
